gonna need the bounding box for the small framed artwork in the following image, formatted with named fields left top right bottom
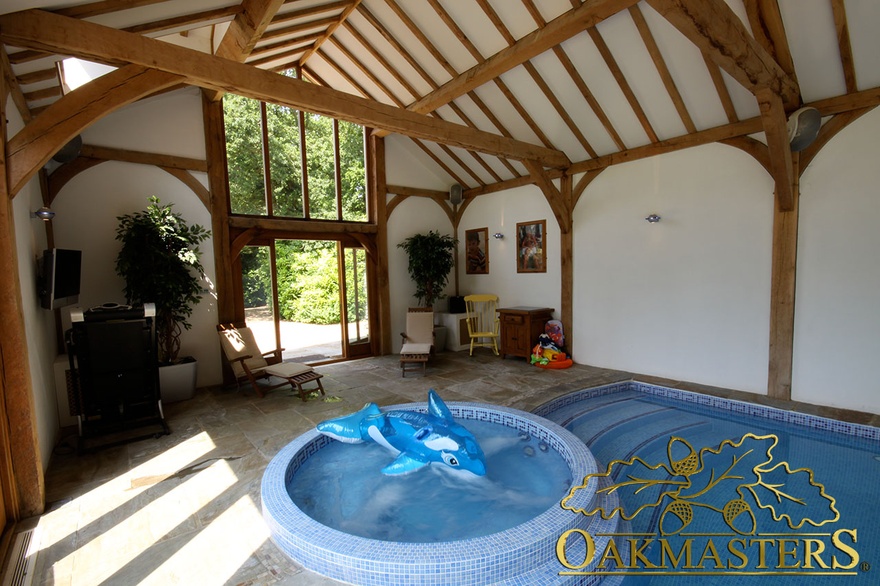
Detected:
left=465, top=227, right=489, bottom=274
left=516, top=220, right=546, bottom=273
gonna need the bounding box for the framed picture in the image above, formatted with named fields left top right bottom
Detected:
left=516, top=220, right=546, bottom=273
left=465, top=227, right=489, bottom=274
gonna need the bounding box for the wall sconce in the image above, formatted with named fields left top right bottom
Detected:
left=644, top=214, right=661, bottom=224
left=493, top=232, right=504, bottom=239
left=32, top=206, right=56, bottom=221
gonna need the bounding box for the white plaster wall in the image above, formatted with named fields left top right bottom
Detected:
left=7, top=98, right=60, bottom=470
left=457, top=185, right=561, bottom=313
left=385, top=135, right=451, bottom=189
left=793, top=107, right=880, bottom=413
left=387, top=196, right=454, bottom=352
left=572, top=144, right=775, bottom=393
left=49, top=88, right=221, bottom=387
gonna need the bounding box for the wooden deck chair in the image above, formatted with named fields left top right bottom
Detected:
left=464, top=294, right=500, bottom=356
left=399, top=307, right=434, bottom=376
left=217, top=323, right=288, bottom=397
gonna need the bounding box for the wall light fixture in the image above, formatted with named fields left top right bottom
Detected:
left=32, top=206, right=56, bottom=221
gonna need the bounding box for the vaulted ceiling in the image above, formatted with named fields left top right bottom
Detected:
left=2, top=0, right=879, bottom=203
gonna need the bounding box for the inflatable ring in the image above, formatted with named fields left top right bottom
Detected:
left=535, top=358, right=573, bottom=369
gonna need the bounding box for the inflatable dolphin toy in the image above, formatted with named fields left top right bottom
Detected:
left=316, top=390, right=486, bottom=476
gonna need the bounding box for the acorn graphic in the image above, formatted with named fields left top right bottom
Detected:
left=659, top=499, right=693, bottom=535
left=722, top=498, right=756, bottom=535
left=667, top=437, right=700, bottom=476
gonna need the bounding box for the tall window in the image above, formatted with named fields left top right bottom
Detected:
left=222, top=87, right=367, bottom=221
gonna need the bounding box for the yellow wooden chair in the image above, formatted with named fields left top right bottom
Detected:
left=464, top=294, right=500, bottom=356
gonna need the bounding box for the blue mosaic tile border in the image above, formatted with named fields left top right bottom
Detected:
left=534, top=380, right=880, bottom=442
left=262, top=402, right=599, bottom=586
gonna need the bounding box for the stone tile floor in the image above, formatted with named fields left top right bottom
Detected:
left=19, top=351, right=879, bottom=585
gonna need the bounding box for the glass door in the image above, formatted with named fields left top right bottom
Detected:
left=240, top=239, right=372, bottom=364
left=340, top=245, right=371, bottom=358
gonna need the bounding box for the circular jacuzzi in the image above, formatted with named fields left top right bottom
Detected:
left=261, top=401, right=603, bottom=585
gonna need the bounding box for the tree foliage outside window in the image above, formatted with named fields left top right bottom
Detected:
left=222, top=90, right=367, bottom=221
left=240, top=242, right=368, bottom=327
left=223, top=94, right=265, bottom=215
left=276, top=240, right=339, bottom=324
left=267, top=103, right=303, bottom=217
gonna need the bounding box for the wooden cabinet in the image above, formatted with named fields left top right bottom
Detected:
left=498, top=307, right=554, bottom=359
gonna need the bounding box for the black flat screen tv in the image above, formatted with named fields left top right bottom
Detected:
left=40, top=248, right=82, bottom=309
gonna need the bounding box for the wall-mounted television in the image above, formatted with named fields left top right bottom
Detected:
left=40, top=248, right=82, bottom=309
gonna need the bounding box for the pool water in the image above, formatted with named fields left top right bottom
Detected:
left=540, top=386, right=880, bottom=584
left=288, top=418, right=572, bottom=542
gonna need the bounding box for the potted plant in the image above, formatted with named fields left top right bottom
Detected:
left=116, top=196, right=210, bottom=401
left=398, top=230, right=457, bottom=350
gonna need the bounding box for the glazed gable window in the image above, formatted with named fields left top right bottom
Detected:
left=222, top=90, right=367, bottom=222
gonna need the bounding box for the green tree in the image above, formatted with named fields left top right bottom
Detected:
left=223, top=94, right=265, bottom=215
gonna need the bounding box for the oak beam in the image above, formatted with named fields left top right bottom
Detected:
left=0, top=10, right=569, bottom=169
left=1, top=47, right=31, bottom=123
left=80, top=144, right=208, bottom=172
left=646, top=0, right=800, bottom=109
left=6, top=65, right=183, bottom=197
left=216, top=0, right=286, bottom=61
left=228, top=216, right=379, bottom=234
left=572, top=116, right=764, bottom=173
left=405, top=0, right=640, bottom=116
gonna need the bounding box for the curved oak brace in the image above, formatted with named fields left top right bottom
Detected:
left=719, top=136, right=772, bottom=175
left=230, top=227, right=262, bottom=262
left=6, top=65, right=183, bottom=198
left=452, top=195, right=474, bottom=226
left=800, top=107, right=875, bottom=172
left=47, top=157, right=104, bottom=204
left=160, top=167, right=210, bottom=210
left=48, top=159, right=211, bottom=211
left=350, top=233, right=378, bottom=260
left=429, top=194, right=455, bottom=226
left=385, top=194, right=407, bottom=220
left=572, top=169, right=604, bottom=210
left=522, top=160, right=571, bottom=233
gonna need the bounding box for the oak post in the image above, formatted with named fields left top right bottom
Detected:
left=0, top=88, right=45, bottom=518
left=767, top=154, right=799, bottom=400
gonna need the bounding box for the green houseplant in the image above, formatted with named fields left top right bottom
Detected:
left=115, top=196, right=210, bottom=364
left=398, top=230, right=457, bottom=307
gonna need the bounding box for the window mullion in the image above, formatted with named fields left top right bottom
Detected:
left=260, top=101, right=274, bottom=216
left=334, top=119, right=342, bottom=221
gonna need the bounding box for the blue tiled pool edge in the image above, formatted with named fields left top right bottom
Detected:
left=533, top=380, right=880, bottom=442
left=262, top=401, right=601, bottom=586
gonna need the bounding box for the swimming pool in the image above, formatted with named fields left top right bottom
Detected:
left=536, top=381, right=880, bottom=584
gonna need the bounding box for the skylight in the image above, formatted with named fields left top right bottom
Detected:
left=58, top=58, right=116, bottom=93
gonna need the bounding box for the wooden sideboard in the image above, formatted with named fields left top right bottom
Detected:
left=498, top=306, right=554, bottom=359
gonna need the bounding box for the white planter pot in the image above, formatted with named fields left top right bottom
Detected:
left=159, top=359, right=197, bottom=402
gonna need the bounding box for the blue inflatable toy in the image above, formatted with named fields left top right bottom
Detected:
left=316, top=390, right=487, bottom=476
